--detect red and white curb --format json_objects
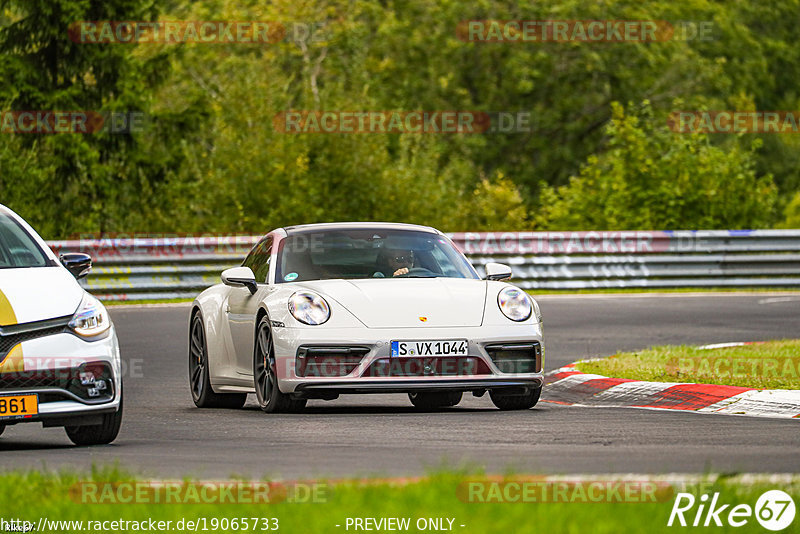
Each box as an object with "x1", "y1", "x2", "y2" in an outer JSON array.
[{"x1": 543, "y1": 364, "x2": 800, "y2": 419}]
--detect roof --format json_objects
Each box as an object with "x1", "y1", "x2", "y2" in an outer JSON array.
[{"x1": 282, "y1": 222, "x2": 441, "y2": 235}]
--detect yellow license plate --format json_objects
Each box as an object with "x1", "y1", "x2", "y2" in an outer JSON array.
[{"x1": 0, "y1": 394, "x2": 38, "y2": 419}]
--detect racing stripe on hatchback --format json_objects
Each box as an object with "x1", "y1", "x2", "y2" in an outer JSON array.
[
  {"x1": 0, "y1": 288, "x2": 17, "y2": 326},
  {"x1": 0, "y1": 345, "x2": 24, "y2": 372},
  {"x1": 0, "y1": 288, "x2": 24, "y2": 371}
]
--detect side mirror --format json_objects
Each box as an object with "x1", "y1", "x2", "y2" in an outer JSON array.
[
  {"x1": 60, "y1": 253, "x2": 92, "y2": 280},
  {"x1": 483, "y1": 262, "x2": 512, "y2": 281},
  {"x1": 221, "y1": 266, "x2": 258, "y2": 295}
]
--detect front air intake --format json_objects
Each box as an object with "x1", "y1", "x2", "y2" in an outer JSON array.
[
  {"x1": 295, "y1": 346, "x2": 369, "y2": 378},
  {"x1": 485, "y1": 342, "x2": 542, "y2": 374}
]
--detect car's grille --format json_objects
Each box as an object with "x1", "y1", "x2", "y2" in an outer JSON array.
[
  {"x1": 0, "y1": 361, "x2": 115, "y2": 402},
  {"x1": 0, "y1": 317, "x2": 71, "y2": 363},
  {"x1": 364, "y1": 357, "x2": 491, "y2": 377},
  {"x1": 485, "y1": 342, "x2": 542, "y2": 374},
  {"x1": 295, "y1": 346, "x2": 369, "y2": 378},
  {"x1": 0, "y1": 372, "x2": 58, "y2": 389}
]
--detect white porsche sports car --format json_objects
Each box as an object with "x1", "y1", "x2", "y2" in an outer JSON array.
[
  {"x1": 190, "y1": 222, "x2": 544, "y2": 412},
  {"x1": 0, "y1": 204, "x2": 122, "y2": 445}
]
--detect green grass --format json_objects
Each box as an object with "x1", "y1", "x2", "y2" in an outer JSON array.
[
  {"x1": 575, "y1": 340, "x2": 800, "y2": 390},
  {"x1": 2, "y1": 468, "x2": 798, "y2": 533}
]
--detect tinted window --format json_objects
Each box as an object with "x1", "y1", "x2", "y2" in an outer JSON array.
[
  {"x1": 242, "y1": 237, "x2": 272, "y2": 282},
  {"x1": 276, "y1": 229, "x2": 477, "y2": 283},
  {"x1": 0, "y1": 212, "x2": 50, "y2": 269}
]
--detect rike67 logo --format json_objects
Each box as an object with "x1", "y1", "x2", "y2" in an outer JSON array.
[{"x1": 668, "y1": 490, "x2": 795, "y2": 530}]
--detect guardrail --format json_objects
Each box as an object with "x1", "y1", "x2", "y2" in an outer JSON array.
[{"x1": 47, "y1": 230, "x2": 800, "y2": 301}]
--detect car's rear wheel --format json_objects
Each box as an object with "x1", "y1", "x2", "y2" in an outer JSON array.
[
  {"x1": 189, "y1": 312, "x2": 247, "y2": 409},
  {"x1": 490, "y1": 386, "x2": 542, "y2": 411},
  {"x1": 65, "y1": 391, "x2": 123, "y2": 446},
  {"x1": 408, "y1": 391, "x2": 462, "y2": 410},
  {"x1": 254, "y1": 316, "x2": 306, "y2": 413}
]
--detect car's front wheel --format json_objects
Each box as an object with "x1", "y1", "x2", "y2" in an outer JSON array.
[
  {"x1": 189, "y1": 312, "x2": 247, "y2": 409},
  {"x1": 65, "y1": 392, "x2": 123, "y2": 446},
  {"x1": 490, "y1": 386, "x2": 542, "y2": 411},
  {"x1": 408, "y1": 391, "x2": 462, "y2": 411},
  {"x1": 254, "y1": 316, "x2": 306, "y2": 413}
]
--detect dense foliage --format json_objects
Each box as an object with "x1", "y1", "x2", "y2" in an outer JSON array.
[{"x1": 1, "y1": 0, "x2": 797, "y2": 237}]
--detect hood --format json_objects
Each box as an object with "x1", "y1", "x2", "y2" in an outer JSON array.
[
  {"x1": 298, "y1": 278, "x2": 487, "y2": 328},
  {"x1": 0, "y1": 267, "x2": 83, "y2": 325}
]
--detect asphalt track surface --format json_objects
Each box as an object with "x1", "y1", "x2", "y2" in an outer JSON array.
[{"x1": 1, "y1": 293, "x2": 799, "y2": 478}]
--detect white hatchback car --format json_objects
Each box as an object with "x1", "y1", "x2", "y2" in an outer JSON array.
[
  {"x1": 190, "y1": 222, "x2": 544, "y2": 413},
  {"x1": 0, "y1": 204, "x2": 122, "y2": 445}
]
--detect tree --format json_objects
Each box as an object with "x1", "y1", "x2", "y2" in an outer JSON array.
[
  {"x1": 536, "y1": 102, "x2": 777, "y2": 230},
  {"x1": 0, "y1": 0, "x2": 190, "y2": 237},
  {"x1": 777, "y1": 192, "x2": 800, "y2": 229}
]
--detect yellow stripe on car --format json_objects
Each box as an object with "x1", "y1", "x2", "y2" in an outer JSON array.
[
  {"x1": 0, "y1": 289, "x2": 17, "y2": 326},
  {"x1": 0, "y1": 289, "x2": 24, "y2": 372},
  {"x1": 0, "y1": 345, "x2": 24, "y2": 373}
]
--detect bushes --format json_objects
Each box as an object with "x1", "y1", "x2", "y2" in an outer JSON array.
[
  {"x1": 1, "y1": 0, "x2": 797, "y2": 235},
  {"x1": 536, "y1": 102, "x2": 777, "y2": 230}
]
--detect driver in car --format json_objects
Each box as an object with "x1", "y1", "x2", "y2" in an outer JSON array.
[{"x1": 374, "y1": 248, "x2": 414, "y2": 277}]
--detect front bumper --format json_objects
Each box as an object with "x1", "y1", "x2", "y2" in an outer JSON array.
[
  {"x1": 272, "y1": 323, "x2": 544, "y2": 395},
  {"x1": 0, "y1": 326, "x2": 122, "y2": 427},
  {"x1": 294, "y1": 377, "x2": 543, "y2": 397}
]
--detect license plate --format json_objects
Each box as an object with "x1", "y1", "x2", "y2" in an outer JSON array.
[
  {"x1": 391, "y1": 340, "x2": 468, "y2": 357},
  {"x1": 0, "y1": 394, "x2": 38, "y2": 419}
]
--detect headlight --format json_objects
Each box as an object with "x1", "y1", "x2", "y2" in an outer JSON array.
[
  {"x1": 288, "y1": 291, "x2": 331, "y2": 325},
  {"x1": 69, "y1": 293, "x2": 111, "y2": 338},
  {"x1": 497, "y1": 287, "x2": 532, "y2": 322}
]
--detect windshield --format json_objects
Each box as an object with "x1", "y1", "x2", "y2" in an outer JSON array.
[
  {"x1": 275, "y1": 228, "x2": 478, "y2": 283},
  {"x1": 0, "y1": 212, "x2": 51, "y2": 269}
]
